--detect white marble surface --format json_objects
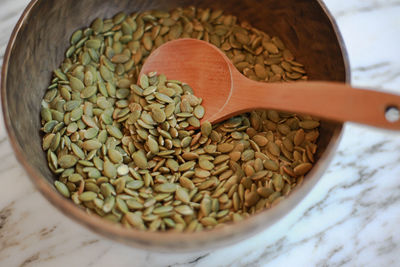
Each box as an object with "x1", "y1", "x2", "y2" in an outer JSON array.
[{"x1": 1, "y1": 0, "x2": 400, "y2": 266}]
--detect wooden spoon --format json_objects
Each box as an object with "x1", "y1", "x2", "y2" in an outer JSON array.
[{"x1": 140, "y1": 38, "x2": 400, "y2": 130}]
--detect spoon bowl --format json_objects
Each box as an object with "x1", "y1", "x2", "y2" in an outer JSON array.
[{"x1": 141, "y1": 39, "x2": 233, "y2": 123}]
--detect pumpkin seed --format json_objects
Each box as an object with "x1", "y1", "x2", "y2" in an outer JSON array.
[
  {"x1": 155, "y1": 183, "x2": 177, "y2": 193},
  {"x1": 86, "y1": 39, "x2": 101, "y2": 49},
  {"x1": 199, "y1": 159, "x2": 214, "y2": 170},
  {"x1": 79, "y1": 191, "x2": 97, "y2": 202},
  {"x1": 82, "y1": 140, "x2": 102, "y2": 150},
  {"x1": 155, "y1": 92, "x2": 174, "y2": 103},
  {"x1": 180, "y1": 176, "x2": 195, "y2": 190},
  {"x1": 58, "y1": 154, "x2": 78, "y2": 168},
  {"x1": 294, "y1": 163, "x2": 313, "y2": 176},
  {"x1": 151, "y1": 107, "x2": 166, "y2": 123},
  {"x1": 200, "y1": 217, "x2": 217, "y2": 227},
  {"x1": 108, "y1": 149, "x2": 123, "y2": 163},
  {"x1": 175, "y1": 205, "x2": 193, "y2": 215},
  {"x1": 175, "y1": 187, "x2": 190, "y2": 203},
  {"x1": 84, "y1": 127, "x2": 99, "y2": 139},
  {"x1": 54, "y1": 181, "x2": 70, "y2": 198},
  {"x1": 103, "y1": 160, "x2": 117, "y2": 179},
  {"x1": 147, "y1": 136, "x2": 159, "y2": 154},
  {"x1": 200, "y1": 121, "x2": 212, "y2": 137},
  {"x1": 299, "y1": 120, "x2": 320, "y2": 129},
  {"x1": 106, "y1": 125, "x2": 123, "y2": 139},
  {"x1": 217, "y1": 143, "x2": 234, "y2": 153},
  {"x1": 193, "y1": 105, "x2": 205, "y2": 119},
  {"x1": 81, "y1": 85, "x2": 97, "y2": 98},
  {"x1": 132, "y1": 150, "x2": 148, "y2": 169},
  {"x1": 69, "y1": 76, "x2": 84, "y2": 91}
]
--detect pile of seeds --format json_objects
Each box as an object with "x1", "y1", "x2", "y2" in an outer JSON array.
[{"x1": 40, "y1": 7, "x2": 319, "y2": 232}]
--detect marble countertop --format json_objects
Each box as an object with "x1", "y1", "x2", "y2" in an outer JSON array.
[{"x1": 1, "y1": 0, "x2": 400, "y2": 266}]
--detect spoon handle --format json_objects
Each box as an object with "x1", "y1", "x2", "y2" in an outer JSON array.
[{"x1": 224, "y1": 80, "x2": 400, "y2": 130}]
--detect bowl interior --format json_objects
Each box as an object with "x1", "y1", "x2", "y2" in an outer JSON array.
[{"x1": 2, "y1": 0, "x2": 348, "y2": 250}]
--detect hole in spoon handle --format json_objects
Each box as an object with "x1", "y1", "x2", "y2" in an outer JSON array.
[{"x1": 385, "y1": 105, "x2": 400, "y2": 122}]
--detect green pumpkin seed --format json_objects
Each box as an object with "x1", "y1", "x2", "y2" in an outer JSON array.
[
  {"x1": 175, "y1": 187, "x2": 190, "y2": 203},
  {"x1": 294, "y1": 129, "x2": 305, "y2": 146},
  {"x1": 70, "y1": 30, "x2": 83, "y2": 45},
  {"x1": 41, "y1": 107, "x2": 52, "y2": 122},
  {"x1": 147, "y1": 136, "x2": 159, "y2": 154},
  {"x1": 126, "y1": 199, "x2": 144, "y2": 210},
  {"x1": 70, "y1": 107, "x2": 83, "y2": 121},
  {"x1": 199, "y1": 159, "x2": 214, "y2": 170},
  {"x1": 125, "y1": 212, "x2": 145, "y2": 229},
  {"x1": 82, "y1": 139, "x2": 102, "y2": 150},
  {"x1": 71, "y1": 143, "x2": 85, "y2": 159},
  {"x1": 58, "y1": 154, "x2": 78, "y2": 168},
  {"x1": 294, "y1": 163, "x2": 312, "y2": 176},
  {"x1": 193, "y1": 105, "x2": 205, "y2": 119},
  {"x1": 187, "y1": 116, "x2": 200, "y2": 128},
  {"x1": 86, "y1": 39, "x2": 101, "y2": 49},
  {"x1": 42, "y1": 134, "x2": 54, "y2": 150},
  {"x1": 69, "y1": 76, "x2": 85, "y2": 92},
  {"x1": 100, "y1": 65, "x2": 113, "y2": 81},
  {"x1": 54, "y1": 69, "x2": 68, "y2": 81},
  {"x1": 180, "y1": 176, "x2": 195, "y2": 190},
  {"x1": 175, "y1": 205, "x2": 193, "y2": 215},
  {"x1": 103, "y1": 160, "x2": 117, "y2": 179},
  {"x1": 153, "y1": 205, "x2": 173, "y2": 214},
  {"x1": 106, "y1": 125, "x2": 123, "y2": 139},
  {"x1": 54, "y1": 181, "x2": 70, "y2": 198},
  {"x1": 201, "y1": 121, "x2": 212, "y2": 137},
  {"x1": 151, "y1": 107, "x2": 166, "y2": 123},
  {"x1": 84, "y1": 127, "x2": 99, "y2": 139},
  {"x1": 116, "y1": 197, "x2": 129, "y2": 213},
  {"x1": 91, "y1": 18, "x2": 104, "y2": 33},
  {"x1": 126, "y1": 180, "x2": 144, "y2": 190},
  {"x1": 181, "y1": 136, "x2": 192, "y2": 148},
  {"x1": 64, "y1": 100, "x2": 81, "y2": 112},
  {"x1": 200, "y1": 217, "x2": 217, "y2": 227},
  {"x1": 79, "y1": 191, "x2": 97, "y2": 202},
  {"x1": 155, "y1": 92, "x2": 173, "y2": 103},
  {"x1": 155, "y1": 183, "x2": 177, "y2": 193},
  {"x1": 267, "y1": 141, "x2": 281, "y2": 156},
  {"x1": 81, "y1": 85, "x2": 97, "y2": 98},
  {"x1": 299, "y1": 120, "x2": 320, "y2": 129},
  {"x1": 139, "y1": 74, "x2": 149, "y2": 88},
  {"x1": 241, "y1": 149, "x2": 255, "y2": 161},
  {"x1": 49, "y1": 132, "x2": 61, "y2": 151},
  {"x1": 200, "y1": 196, "x2": 212, "y2": 216},
  {"x1": 108, "y1": 149, "x2": 123, "y2": 164},
  {"x1": 100, "y1": 183, "x2": 115, "y2": 198},
  {"x1": 164, "y1": 103, "x2": 175, "y2": 117},
  {"x1": 112, "y1": 54, "x2": 130, "y2": 64},
  {"x1": 178, "y1": 161, "x2": 196, "y2": 172},
  {"x1": 272, "y1": 174, "x2": 284, "y2": 191},
  {"x1": 264, "y1": 159, "x2": 278, "y2": 171},
  {"x1": 132, "y1": 150, "x2": 148, "y2": 169},
  {"x1": 103, "y1": 196, "x2": 115, "y2": 213}
]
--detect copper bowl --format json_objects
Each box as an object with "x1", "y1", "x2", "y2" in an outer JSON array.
[{"x1": 1, "y1": 0, "x2": 349, "y2": 251}]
